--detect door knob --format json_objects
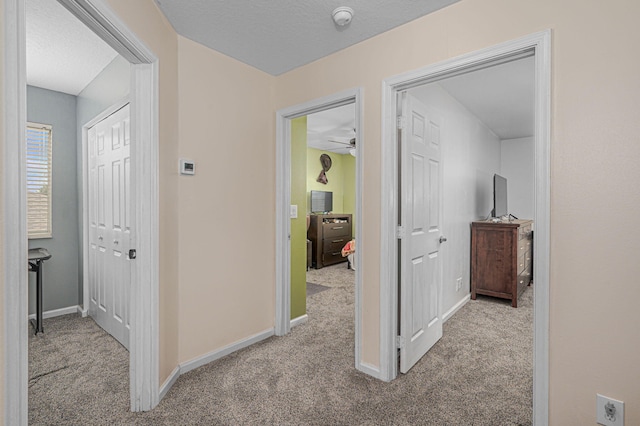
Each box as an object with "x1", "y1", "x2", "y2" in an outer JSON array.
[
  {"x1": 98, "y1": 236, "x2": 103, "y2": 241},
  {"x1": 113, "y1": 240, "x2": 119, "y2": 245},
  {"x1": 439, "y1": 236, "x2": 448, "y2": 243}
]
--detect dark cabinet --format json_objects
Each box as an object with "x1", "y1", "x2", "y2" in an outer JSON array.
[
  {"x1": 471, "y1": 219, "x2": 533, "y2": 307},
  {"x1": 308, "y1": 214, "x2": 352, "y2": 269}
]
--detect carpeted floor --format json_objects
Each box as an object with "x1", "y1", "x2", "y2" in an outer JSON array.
[
  {"x1": 306, "y1": 282, "x2": 330, "y2": 296},
  {"x1": 29, "y1": 263, "x2": 532, "y2": 425}
]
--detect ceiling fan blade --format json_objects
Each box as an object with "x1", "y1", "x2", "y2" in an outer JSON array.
[{"x1": 327, "y1": 138, "x2": 352, "y2": 146}]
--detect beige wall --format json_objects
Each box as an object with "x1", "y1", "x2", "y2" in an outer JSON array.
[
  {"x1": 104, "y1": 0, "x2": 181, "y2": 384},
  {"x1": 3, "y1": 0, "x2": 640, "y2": 423},
  {"x1": 275, "y1": 0, "x2": 640, "y2": 423},
  {"x1": 176, "y1": 36, "x2": 276, "y2": 363}
]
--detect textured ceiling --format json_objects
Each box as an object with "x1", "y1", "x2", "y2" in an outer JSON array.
[
  {"x1": 154, "y1": 0, "x2": 461, "y2": 76},
  {"x1": 26, "y1": 0, "x2": 118, "y2": 95}
]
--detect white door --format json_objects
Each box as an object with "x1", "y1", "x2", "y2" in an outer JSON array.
[
  {"x1": 88, "y1": 104, "x2": 131, "y2": 349},
  {"x1": 399, "y1": 93, "x2": 444, "y2": 373}
]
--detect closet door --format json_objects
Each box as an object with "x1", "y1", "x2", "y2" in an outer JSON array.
[{"x1": 88, "y1": 104, "x2": 131, "y2": 349}]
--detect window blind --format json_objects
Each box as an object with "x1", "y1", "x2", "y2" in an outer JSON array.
[{"x1": 26, "y1": 123, "x2": 53, "y2": 239}]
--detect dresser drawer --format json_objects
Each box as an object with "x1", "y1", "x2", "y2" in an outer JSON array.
[
  {"x1": 323, "y1": 251, "x2": 346, "y2": 266},
  {"x1": 323, "y1": 238, "x2": 349, "y2": 254},
  {"x1": 323, "y1": 223, "x2": 351, "y2": 238},
  {"x1": 518, "y1": 239, "x2": 531, "y2": 253}
]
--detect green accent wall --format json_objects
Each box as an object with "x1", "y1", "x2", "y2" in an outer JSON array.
[
  {"x1": 290, "y1": 117, "x2": 307, "y2": 319},
  {"x1": 306, "y1": 148, "x2": 356, "y2": 238}
]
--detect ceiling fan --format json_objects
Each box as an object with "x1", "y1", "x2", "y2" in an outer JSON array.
[{"x1": 326, "y1": 135, "x2": 356, "y2": 156}]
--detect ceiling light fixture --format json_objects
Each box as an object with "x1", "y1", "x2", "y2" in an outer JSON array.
[{"x1": 332, "y1": 7, "x2": 354, "y2": 27}]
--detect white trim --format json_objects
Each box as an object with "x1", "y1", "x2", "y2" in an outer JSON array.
[
  {"x1": 274, "y1": 88, "x2": 367, "y2": 376},
  {"x1": 27, "y1": 305, "x2": 81, "y2": 321},
  {"x1": 4, "y1": 0, "x2": 161, "y2": 420},
  {"x1": 442, "y1": 295, "x2": 470, "y2": 323},
  {"x1": 380, "y1": 30, "x2": 551, "y2": 424},
  {"x1": 159, "y1": 365, "x2": 180, "y2": 401},
  {"x1": 3, "y1": 1, "x2": 28, "y2": 424},
  {"x1": 290, "y1": 314, "x2": 308, "y2": 328},
  {"x1": 357, "y1": 362, "x2": 381, "y2": 378},
  {"x1": 180, "y1": 328, "x2": 275, "y2": 375}
]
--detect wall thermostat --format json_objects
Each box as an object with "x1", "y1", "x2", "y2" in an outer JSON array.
[{"x1": 179, "y1": 158, "x2": 195, "y2": 175}]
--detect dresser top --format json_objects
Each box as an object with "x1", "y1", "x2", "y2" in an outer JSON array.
[{"x1": 472, "y1": 218, "x2": 533, "y2": 228}]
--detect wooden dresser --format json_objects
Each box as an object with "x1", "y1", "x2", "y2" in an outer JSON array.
[
  {"x1": 471, "y1": 219, "x2": 533, "y2": 307},
  {"x1": 308, "y1": 213, "x2": 352, "y2": 269}
]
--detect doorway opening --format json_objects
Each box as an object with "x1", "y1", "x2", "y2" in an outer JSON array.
[
  {"x1": 294, "y1": 103, "x2": 356, "y2": 328},
  {"x1": 4, "y1": 0, "x2": 160, "y2": 423},
  {"x1": 380, "y1": 31, "x2": 550, "y2": 424},
  {"x1": 275, "y1": 88, "x2": 371, "y2": 374}
]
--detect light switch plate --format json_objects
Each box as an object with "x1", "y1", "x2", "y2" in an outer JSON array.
[{"x1": 290, "y1": 205, "x2": 298, "y2": 219}]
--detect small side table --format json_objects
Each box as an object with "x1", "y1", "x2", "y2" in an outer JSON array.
[{"x1": 28, "y1": 248, "x2": 51, "y2": 335}]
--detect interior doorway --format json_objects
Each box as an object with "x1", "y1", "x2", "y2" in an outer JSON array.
[
  {"x1": 301, "y1": 103, "x2": 357, "y2": 320},
  {"x1": 3, "y1": 0, "x2": 160, "y2": 422},
  {"x1": 275, "y1": 88, "x2": 371, "y2": 375},
  {"x1": 380, "y1": 31, "x2": 551, "y2": 423}
]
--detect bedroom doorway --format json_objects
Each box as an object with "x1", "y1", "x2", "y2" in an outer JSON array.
[
  {"x1": 275, "y1": 88, "x2": 369, "y2": 374},
  {"x1": 380, "y1": 31, "x2": 550, "y2": 423},
  {"x1": 4, "y1": 0, "x2": 160, "y2": 422}
]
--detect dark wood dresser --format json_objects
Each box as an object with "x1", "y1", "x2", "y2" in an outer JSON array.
[
  {"x1": 471, "y1": 219, "x2": 533, "y2": 307},
  {"x1": 308, "y1": 213, "x2": 352, "y2": 269}
]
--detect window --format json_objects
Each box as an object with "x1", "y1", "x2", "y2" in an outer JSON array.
[{"x1": 27, "y1": 122, "x2": 53, "y2": 239}]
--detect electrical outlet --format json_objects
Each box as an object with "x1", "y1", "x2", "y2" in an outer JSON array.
[
  {"x1": 456, "y1": 277, "x2": 462, "y2": 291},
  {"x1": 597, "y1": 394, "x2": 624, "y2": 426}
]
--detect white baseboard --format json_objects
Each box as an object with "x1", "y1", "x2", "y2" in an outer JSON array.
[
  {"x1": 28, "y1": 305, "x2": 81, "y2": 321},
  {"x1": 443, "y1": 294, "x2": 471, "y2": 323},
  {"x1": 179, "y1": 328, "x2": 275, "y2": 375},
  {"x1": 290, "y1": 314, "x2": 308, "y2": 328},
  {"x1": 159, "y1": 365, "x2": 181, "y2": 400},
  {"x1": 357, "y1": 361, "x2": 381, "y2": 379}
]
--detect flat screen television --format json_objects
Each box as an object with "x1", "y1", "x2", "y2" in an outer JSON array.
[
  {"x1": 310, "y1": 190, "x2": 333, "y2": 213},
  {"x1": 492, "y1": 174, "x2": 508, "y2": 218}
]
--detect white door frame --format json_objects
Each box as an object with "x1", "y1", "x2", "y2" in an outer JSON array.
[
  {"x1": 275, "y1": 88, "x2": 372, "y2": 374},
  {"x1": 3, "y1": 0, "x2": 160, "y2": 423},
  {"x1": 380, "y1": 30, "x2": 551, "y2": 424}
]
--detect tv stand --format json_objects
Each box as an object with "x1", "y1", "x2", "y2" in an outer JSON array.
[
  {"x1": 471, "y1": 219, "x2": 533, "y2": 307},
  {"x1": 308, "y1": 213, "x2": 352, "y2": 269}
]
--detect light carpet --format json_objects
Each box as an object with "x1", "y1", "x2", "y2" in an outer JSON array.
[{"x1": 29, "y1": 263, "x2": 532, "y2": 425}]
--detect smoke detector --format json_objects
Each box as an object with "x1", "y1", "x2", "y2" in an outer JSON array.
[{"x1": 332, "y1": 7, "x2": 354, "y2": 26}]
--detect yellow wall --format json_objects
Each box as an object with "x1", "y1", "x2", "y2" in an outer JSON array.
[
  {"x1": 275, "y1": 0, "x2": 640, "y2": 423},
  {"x1": 175, "y1": 35, "x2": 275, "y2": 364},
  {"x1": 306, "y1": 148, "x2": 356, "y2": 236},
  {"x1": 290, "y1": 117, "x2": 307, "y2": 319},
  {"x1": 306, "y1": 148, "x2": 345, "y2": 213}
]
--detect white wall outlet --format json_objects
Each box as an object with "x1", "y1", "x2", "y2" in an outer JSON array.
[
  {"x1": 290, "y1": 205, "x2": 298, "y2": 219},
  {"x1": 597, "y1": 394, "x2": 624, "y2": 426},
  {"x1": 456, "y1": 277, "x2": 462, "y2": 291}
]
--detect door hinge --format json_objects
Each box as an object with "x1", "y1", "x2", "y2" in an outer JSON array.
[
  {"x1": 129, "y1": 249, "x2": 137, "y2": 260},
  {"x1": 397, "y1": 116, "x2": 406, "y2": 130},
  {"x1": 396, "y1": 336, "x2": 405, "y2": 349},
  {"x1": 396, "y1": 226, "x2": 405, "y2": 239}
]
